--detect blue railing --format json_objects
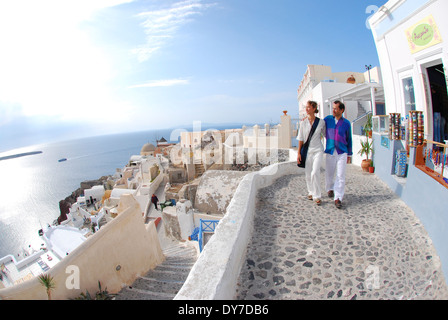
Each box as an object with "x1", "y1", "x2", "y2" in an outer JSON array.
[
  {"x1": 198, "y1": 219, "x2": 219, "y2": 252},
  {"x1": 190, "y1": 227, "x2": 199, "y2": 241},
  {"x1": 353, "y1": 111, "x2": 372, "y2": 124},
  {"x1": 352, "y1": 111, "x2": 372, "y2": 136}
]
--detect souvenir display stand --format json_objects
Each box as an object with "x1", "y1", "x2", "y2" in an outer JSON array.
[
  {"x1": 389, "y1": 113, "x2": 401, "y2": 140},
  {"x1": 408, "y1": 111, "x2": 424, "y2": 147}
]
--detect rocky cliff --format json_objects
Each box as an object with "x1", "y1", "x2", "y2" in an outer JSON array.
[{"x1": 57, "y1": 175, "x2": 112, "y2": 224}]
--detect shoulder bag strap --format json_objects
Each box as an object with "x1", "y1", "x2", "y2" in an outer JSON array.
[{"x1": 303, "y1": 118, "x2": 320, "y2": 148}]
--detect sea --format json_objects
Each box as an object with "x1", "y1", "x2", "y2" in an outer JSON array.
[{"x1": 0, "y1": 123, "x2": 247, "y2": 259}]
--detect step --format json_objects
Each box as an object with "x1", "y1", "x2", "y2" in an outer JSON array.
[
  {"x1": 114, "y1": 241, "x2": 198, "y2": 300},
  {"x1": 161, "y1": 261, "x2": 196, "y2": 269},
  {"x1": 144, "y1": 269, "x2": 191, "y2": 282},
  {"x1": 154, "y1": 263, "x2": 195, "y2": 272},
  {"x1": 131, "y1": 276, "x2": 184, "y2": 295},
  {"x1": 165, "y1": 251, "x2": 197, "y2": 260},
  {"x1": 163, "y1": 247, "x2": 197, "y2": 257},
  {"x1": 163, "y1": 244, "x2": 196, "y2": 254},
  {"x1": 115, "y1": 286, "x2": 176, "y2": 300},
  {"x1": 164, "y1": 257, "x2": 197, "y2": 266},
  {"x1": 164, "y1": 248, "x2": 197, "y2": 258}
]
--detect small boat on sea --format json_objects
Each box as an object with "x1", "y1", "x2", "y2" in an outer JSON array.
[{"x1": 58, "y1": 158, "x2": 67, "y2": 162}]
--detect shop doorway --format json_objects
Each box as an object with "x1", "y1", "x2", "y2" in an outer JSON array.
[{"x1": 427, "y1": 64, "x2": 448, "y2": 144}]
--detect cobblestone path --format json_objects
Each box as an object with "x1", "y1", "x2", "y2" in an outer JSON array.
[{"x1": 235, "y1": 164, "x2": 448, "y2": 300}]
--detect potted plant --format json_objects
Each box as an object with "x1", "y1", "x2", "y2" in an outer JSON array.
[
  {"x1": 359, "y1": 113, "x2": 374, "y2": 172},
  {"x1": 363, "y1": 114, "x2": 373, "y2": 138},
  {"x1": 359, "y1": 138, "x2": 373, "y2": 172},
  {"x1": 369, "y1": 159, "x2": 375, "y2": 174}
]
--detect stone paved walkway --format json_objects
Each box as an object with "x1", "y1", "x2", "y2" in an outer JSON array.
[{"x1": 235, "y1": 164, "x2": 448, "y2": 300}]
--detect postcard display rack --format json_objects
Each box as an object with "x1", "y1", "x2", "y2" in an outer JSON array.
[
  {"x1": 388, "y1": 113, "x2": 405, "y2": 176},
  {"x1": 391, "y1": 111, "x2": 424, "y2": 178},
  {"x1": 395, "y1": 150, "x2": 408, "y2": 177}
]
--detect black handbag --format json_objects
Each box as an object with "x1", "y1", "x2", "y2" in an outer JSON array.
[{"x1": 297, "y1": 118, "x2": 320, "y2": 168}]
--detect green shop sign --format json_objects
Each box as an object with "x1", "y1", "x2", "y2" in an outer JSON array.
[
  {"x1": 406, "y1": 15, "x2": 442, "y2": 54},
  {"x1": 412, "y1": 23, "x2": 434, "y2": 46}
]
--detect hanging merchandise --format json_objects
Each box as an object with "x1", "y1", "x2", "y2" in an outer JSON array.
[
  {"x1": 442, "y1": 151, "x2": 448, "y2": 182},
  {"x1": 405, "y1": 114, "x2": 410, "y2": 143},
  {"x1": 423, "y1": 145, "x2": 447, "y2": 182},
  {"x1": 418, "y1": 112, "x2": 424, "y2": 145},
  {"x1": 389, "y1": 113, "x2": 401, "y2": 140},
  {"x1": 412, "y1": 111, "x2": 417, "y2": 145},
  {"x1": 389, "y1": 113, "x2": 393, "y2": 140},
  {"x1": 408, "y1": 111, "x2": 424, "y2": 147},
  {"x1": 444, "y1": 153, "x2": 447, "y2": 178}
]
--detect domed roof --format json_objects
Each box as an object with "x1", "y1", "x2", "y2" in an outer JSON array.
[{"x1": 141, "y1": 143, "x2": 156, "y2": 153}]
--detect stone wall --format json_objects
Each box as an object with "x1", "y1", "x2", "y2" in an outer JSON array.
[
  {"x1": 178, "y1": 184, "x2": 199, "y2": 205},
  {"x1": 162, "y1": 200, "x2": 195, "y2": 242}
]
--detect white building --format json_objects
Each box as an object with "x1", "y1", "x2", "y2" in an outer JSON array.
[
  {"x1": 369, "y1": 0, "x2": 448, "y2": 144},
  {"x1": 241, "y1": 112, "x2": 293, "y2": 150},
  {"x1": 84, "y1": 185, "x2": 105, "y2": 205},
  {"x1": 368, "y1": 0, "x2": 448, "y2": 284},
  {"x1": 297, "y1": 65, "x2": 384, "y2": 121}
]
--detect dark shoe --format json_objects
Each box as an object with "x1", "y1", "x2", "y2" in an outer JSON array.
[
  {"x1": 335, "y1": 199, "x2": 342, "y2": 209},
  {"x1": 307, "y1": 195, "x2": 313, "y2": 201},
  {"x1": 328, "y1": 190, "x2": 334, "y2": 198}
]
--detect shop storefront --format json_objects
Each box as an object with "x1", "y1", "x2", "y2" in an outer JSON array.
[{"x1": 369, "y1": 0, "x2": 448, "y2": 284}]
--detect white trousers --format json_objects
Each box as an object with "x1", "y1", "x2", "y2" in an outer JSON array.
[
  {"x1": 325, "y1": 152, "x2": 348, "y2": 201},
  {"x1": 305, "y1": 151, "x2": 323, "y2": 200}
]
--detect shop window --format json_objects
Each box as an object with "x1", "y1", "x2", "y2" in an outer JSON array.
[
  {"x1": 375, "y1": 102, "x2": 386, "y2": 116},
  {"x1": 427, "y1": 64, "x2": 448, "y2": 144},
  {"x1": 402, "y1": 77, "x2": 416, "y2": 114}
]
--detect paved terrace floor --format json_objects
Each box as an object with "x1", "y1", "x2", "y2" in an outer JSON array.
[{"x1": 235, "y1": 164, "x2": 448, "y2": 300}]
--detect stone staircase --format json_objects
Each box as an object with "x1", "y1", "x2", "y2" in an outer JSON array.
[
  {"x1": 194, "y1": 163, "x2": 205, "y2": 178},
  {"x1": 356, "y1": 101, "x2": 368, "y2": 118},
  {"x1": 114, "y1": 242, "x2": 198, "y2": 300}
]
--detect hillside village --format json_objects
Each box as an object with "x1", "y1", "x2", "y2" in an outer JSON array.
[{"x1": 0, "y1": 116, "x2": 296, "y2": 298}]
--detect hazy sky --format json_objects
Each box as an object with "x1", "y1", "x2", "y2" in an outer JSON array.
[{"x1": 0, "y1": 0, "x2": 385, "y2": 152}]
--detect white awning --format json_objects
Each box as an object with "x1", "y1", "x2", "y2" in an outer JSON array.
[
  {"x1": 326, "y1": 83, "x2": 385, "y2": 116},
  {"x1": 327, "y1": 82, "x2": 384, "y2": 102}
]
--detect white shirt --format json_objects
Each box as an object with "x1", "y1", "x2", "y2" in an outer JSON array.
[{"x1": 297, "y1": 117, "x2": 326, "y2": 153}]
